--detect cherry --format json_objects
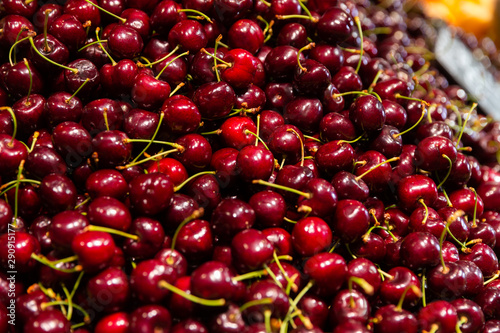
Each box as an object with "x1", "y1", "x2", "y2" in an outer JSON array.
[
  {"x1": 249, "y1": 190, "x2": 286, "y2": 228},
  {"x1": 218, "y1": 115, "x2": 257, "y2": 150},
  {"x1": 319, "y1": 112, "x2": 355, "y2": 142},
  {"x1": 184, "y1": 174, "x2": 221, "y2": 213},
  {"x1": 213, "y1": 0, "x2": 252, "y2": 25},
  {"x1": 51, "y1": 121, "x2": 93, "y2": 167},
  {"x1": 131, "y1": 71, "x2": 171, "y2": 110},
  {"x1": 475, "y1": 287, "x2": 500, "y2": 320},
  {"x1": 315, "y1": 140, "x2": 354, "y2": 176},
  {"x1": 316, "y1": 7, "x2": 354, "y2": 44},
  {"x1": 397, "y1": 174, "x2": 438, "y2": 212},
  {"x1": 209, "y1": 304, "x2": 246, "y2": 333},
  {"x1": 262, "y1": 227, "x2": 293, "y2": 256},
  {"x1": 86, "y1": 266, "x2": 130, "y2": 313},
  {"x1": 92, "y1": 130, "x2": 132, "y2": 168},
  {"x1": 39, "y1": 173, "x2": 77, "y2": 214},
  {"x1": 332, "y1": 199, "x2": 370, "y2": 243},
  {"x1": 192, "y1": 81, "x2": 236, "y2": 119},
  {"x1": 418, "y1": 300, "x2": 458, "y2": 333},
  {"x1": 414, "y1": 135, "x2": 457, "y2": 172},
  {"x1": 211, "y1": 198, "x2": 255, "y2": 242},
  {"x1": 94, "y1": 312, "x2": 129, "y2": 333},
  {"x1": 82, "y1": 99, "x2": 124, "y2": 135},
  {"x1": 190, "y1": 260, "x2": 243, "y2": 301},
  {"x1": 400, "y1": 231, "x2": 440, "y2": 270},
  {"x1": 268, "y1": 124, "x2": 304, "y2": 165},
  {"x1": 450, "y1": 299, "x2": 485, "y2": 333},
  {"x1": 243, "y1": 280, "x2": 290, "y2": 323},
  {"x1": 23, "y1": 309, "x2": 71, "y2": 333},
  {"x1": 329, "y1": 288, "x2": 370, "y2": 327},
  {"x1": 304, "y1": 252, "x2": 347, "y2": 297},
  {"x1": 128, "y1": 305, "x2": 171, "y2": 333},
  {"x1": 0, "y1": 231, "x2": 40, "y2": 273},
  {"x1": 331, "y1": 66, "x2": 363, "y2": 94},
  {"x1": 123, "y1": 216, "x2": 165, "y2": 259},
  {"x1": 130, "y1": 258, "x2": 177, "y2": 303},
  {"x1": 460, "y1": 243, "x2": 499, "y2": 278},
  {"x1": 85, "y1": 169, "x2": 127, "y2": 199},
  {"x1": 295, "y1": 295, "x2": 329, "y2": 329},
  {"x1": 0, "y1": 15, "x2": 34, "y2": 49},
  {"x1": 171, "y1": 319, "x2": 208, "y2": 333},
  {"x1": 174, "y1": 218, "x2": 213, "y2": 263},
  {"x1": 264, "y1": 82, "x2": 295, "y2": 111},
  {"x1": 71, "y1": 230, "x2": 115, "y2": 272},
  {"x1": 236, "y1": 144, "x2": 275, "y2": 183},
  {"x1": 161, "y1": 95, "x2": 201, "y2": 135},
  {"x1": 128, "y1": 172, "x2": 174, "y2": 216},
  {"x1": 379, "y1": 266, "x2": 421, "y2": 307},
  {"x1": 168, "y1": 19, "x2": 207, "y2": 52},
  {"x1": 349, "y1": 94, "x2": 386, "y2": 133},
  {"x1": 265, "y1": 45, "x2": 303, "y2": 81},
  {"x1": 291, "y1": 217, "x2": 332, "y2": 257},
  {"x1": 284, "y1": 97, "x2": 324, "y2": 133},
  {"x1": 16, "y1": 290, "x2": 52, "y2": 325},
  {"x1": 297, "y1": 178, "x2": 338, "y2": 218}
]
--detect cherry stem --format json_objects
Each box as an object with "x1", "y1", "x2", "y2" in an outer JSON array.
[
  {"x1": 242, "y1": 130, "x2": 270, "y2": 151},
  {"x1": 118, "y1": 148, "x2": 181, "y2": 170},
  {"x1": 338, "y1": 133, "x2": 365, "y2": 145},
  {"x1": 66, "y1": 79, "x2": 89, "y2": 103},
  {"x1": 303, "y1": 135, "x2": 322, "y2": 143},
  {"x1": 348, "y1": 276, "x2": 375, "y2": 296},
  {"x1": 455, "y1": 103, "x2": 477, "y2": 148},
  {"x1": 201, "y1": 48, "x2": 232, "y2": 67},
  {"x1": 0, "y1": 179, "x2": 41, "y2": 197},
  {"x1": 396, "y1": 284, "x2": 421, "y2": 311},
  {"x1": 333, "y1": 90, "x2": 382, "y2": 103},
  {"x1": 297, "y1": 42, "x2": 315, "y2": 72},
  {"x1": 233, "y1": 269, "x2": 268, "y2": 282},
  {"x1": 42, "y1": 301, "x2": 90, "y2": 324},
  {"x1": 86, "y1": 225, "x2": 139, "y2": 241},
  {"x1": 12, "y1": 160, "x2": 25, "y2": 223},
  {"x1": 255, "y1": 114, "x2": 261, "y2": 146},
  {"x1": 436, "y1": 154, "x2": 453, "y2": 189},
  {"x1": 273, "y1": 251, "x2": 298, "y2": 294},
  {"x1": 393, "y1": 106, "x2": 426, "y2": 138},
  {"x1": 213, "y1": 35, "x2": 223, "y2": 82},
  {"x1": 31, "y1": 253, "x2": 83, "y2": 273},
  {"x1": 252, "y1": 179, "x2": 312, "y2": 199},
  {"x1": 178, "y1": 9, "x2": 213, "y2": 23},
  {"x1": 174, "y1": 171, "x2": 216, "y2": 192},
  {"x1": 8, "y1": 34, "x2": 32, "y2": 66},
  {"x1": 131, "y1": 112, "x2": 165, "y2": 163},
  {"x1": 469, "y1": 187, "x2": 479, "y2": 227},
  {"x1": 369, "y1": 70, "x2": 383, "y2": 92},
  {"x1": 239, "y1": 297, "x2": 273, "y2": 313},
  {"x1": 12, "y1": 27, "x2": 30, "y2": 65},
  {"x1": 22, "y1": 58, "x2": 33, "y2": 103},
  {"x1": 283, "y1": 217, "x2": 297, "y2": 224},
  {"x1": 377, "y1": 268, "x2": 394, "y2": 281},
  {"x1": 125, "y1": 138, "x2": 183, "y2": 150},
  {"x1": 170, "y1": 82, "x2": 185, "y2": 97},
  {"x1": 354, "y1": 17, "x2": 364, "y2": 74},
  {"x1": 155, "y1": 51, "x2": 189, "y2": 80},
  {"x1": 29, "y1": 37, "x2": 78, "y2": 74},
  {"x1": 258, "y1": 0, "x2": 271, "y2": 6},
  {"x1": 419, "y1": 198, "x2": 429, "y2": 225},
  {"x1": 77, "y1": 39, "x2": 109, "y2": 52},
  {"x1": 276, "y1": 14, "x2": 318, "y2": 22},
  {"x1": 60, "y1": 283, "x2": 73, "y2": 320},
  {"x1": 355, "y1": 157, "x2": 399, "y2": 181},
  {"x1": 70, "y1": 271, "x2": 85, "y2": 299},
  {"x1": 280, "y1": 281, "x2": 315, "y2": 333},
  {"x1": 83, "y1": 0, "x2": 126, "y2": 23},
  {"x1": 421, "y1": 269, "x2": 427, "y2": 307},
  {"x1": 484, "y1": 271, "x2": 500, "y2": 285},
  {"x1": 74, "y1": 196, "x2": 91, "y2": 210},
  {"x1": 171, "y1": 208, "x2": 204, "y2": 251},
  {"x1": 262, "y1": 263, "x2": 284, "y2": 289},
  {"x1": 43, "y1": 9, "x2": 51, "y2": 52},
  {"x1": 0, "y1": 107, "x2": 18, "y2": 145},
  {"x1": 287, "y1": 128, "x2": 305, "y2": 167},
  {"x1": 28, "y1": 131, "x2": 39, "y2": 153},
  {"x1": 264, "y1": 309, "x2": 272, "y2": 333},
  {"x1": 95, "y1": 27, "x2": 116, "y2": 65}
]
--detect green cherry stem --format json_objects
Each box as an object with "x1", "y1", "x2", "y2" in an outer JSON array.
[
  {"x1": 287, "y1": 128, "x2": 305, "y2": 167},
  {"x1": 42, "y1": 301, "x2": 90, "y2": 324},
  {"x1": 42, "y1": 9, "x2": 52, "y2": 51},
  {"x1": 60, "y1": 283, "x2": 73, "y2": 320},
  {"x1": 116, "y1": 148, "x2": 181, "y2": 170},
  {"x1": 77, "y1": 39, "x2": 109, "y2": 52},
  {"x1": 173, "y1": 171, "x2": 216, "y2": 192},
  {"x1": 354, "y1": 16, "x2": 363, "y2": 74},
  {"x1": 297, "y1": 42, "x2": 315, "y2": 72},
  {"x1": 354, "y1": 157, "x2": 399, "y2": 182},
  {"x1": 436, "y1": 154, "x2": 453, "y2": 189},
  {"x1": 124, "y1": 138, "x2": 184, "y2": 150},
  {"x1": 158, "y1": 280, "x2": 226, "y2": 306},
  {"x1": 23, "y1": 58, "x2": 33, "y2": 103},
  {"x1": 86, "y1": 225, "x2": 139, "y2": 241},
  {"x1": 333, "y1": 90, "x2": 381, "y2": 102},
  {"x1": 421, "y1": 269, "x2": 427, "y2": 307},
  {"x1": 131, "y1": 112, "x2": 165, "y2": 164},
  {"x1": 392, "y1": 106, "x2": 426, "y2": 138},
  {"x1": 28, "y1": 37, "x2": 78, "y2": 74},
  {"x1": 155, "y1": 51, "x2": 189, "y2": 80},
  {"x1": 0, "y1": 107, "x2": 18, "y2": 145},
  {"x1": 470, "y1": 187, "x2": 478, "y2": 227},
  {"x1": 30, "y1": 253, "x2": 83, "y2": 273},
  {"x1": 233, "y1": 269, "x2": 268, "y2": 282},
  {"x1": 66, "y1": 78, "x2": 90, "y2": 103},
  {"x1": 455, "y1": 103, "x2": 477, "y2": 149},
  {"x1": 95, "y1": 27, "x2": 116, "y2": 65},
  {"x1": 419, "y1": 198, "x2": 429, "y2": 225},
  {"x1": 280, "y1": 281, "x2": 315, "y2": 333},
  {"x1": 272, "y1": 251, "x2": 298, "y2": 294},
  {"x1": 252, "y1": 179, "x2": 312, "y2": 199},
  {"x1": 239, "y1": 297, "x2": 273, "y2": 313},
  {"x1": 0, "y1": 179, "x2": 41, "y2": 197},
  {"x1": 171, "y1": 208, "x2": 204, "y2": 251},
  {"x1": 13, "y1": 160, "x2": 25, "y2": 223},
  {"x1": 178, "y1": 9, "x2": 213, "y2": 23},
  {"x1": 83, "y1": 0, "x2": 126, "y2": 23},
  {"x1": 8, "y1": 34, "x2": 32, "y2": 66},
  {"x1": 243, "y1": 129, "x2": 270, "y2": 150},
  {"x1": 200, "y1": 48, "x2": 232, "y2": 67},
  {"x1": 396, "y1": 285, "x2": 421, "y2": 311}
]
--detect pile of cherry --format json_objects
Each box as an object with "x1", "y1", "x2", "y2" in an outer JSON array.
[{"x1": 1, "y1": 0, "x2": 500, "y2": 332}]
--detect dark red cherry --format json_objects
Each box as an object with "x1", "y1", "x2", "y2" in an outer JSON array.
[
  {"x1": 400, "y1": 231, "x2": 440, "y2": 270},
  {"x1": 304, "y1": 252, "x2": 347, "y2": 297},
  {"x1": 44, "y1": 91, "x2": 83, "y2": 129},
  {"x1": 64, "y1": 58, "x2": 100, "y2": 99},
  {"x1": 397, "y1": 174, "x2": 438, "y2": 212},
  {"x1": 94, "y1": 312, "x2": 129, "y2": 333},
  {"x1": 284, "y1": 97, "x2": 324, "y2": 133},
  {"x1": 173, "y1": 133, "x2": 212, "y2": 171},
  {"x1": 236, "y1": 144, "x2": 274, "y2": 182},
  {"x1": 39, "y1": 174, "x2": 77, "y2": 214},
  {"x1": 319, "y1": 111, "x2": 356, "y2": 142},
  {"x1": 88, "y1": 196, "x2": 131, "y2": 231},
  {"x1": 86, "y1": 266, "x2": 130, "y2": 313},
  {"x1": 243, "y1": 280, "x2": 290, "y2": 323},
  {"x1": 418, "y1": 301, "x2": 458, "y2": 333},
  {"x1": 85, "y1": 169, "x2": 128, "y2": 200},
  {"x1": 92, "y1": 130, "x2": 132, "y2": 168},
  {"x1": 331, "y1": 66, "x2": 363, "y2": 94},
  {"x1": 350, "y1": 94, "x2": 386, "y2": 133},
  {"x1": 373, "y1": 304, "x2": 418, "y2": 333},
  {"x1": 175, "y1": 218, "x2": 213, "y2": 263},
  {"x1": 460, "y1": 243, "x2": 499, "y2": 278},
  {"x1": 329, "y1": 289, "x2": 370, "y2": 327},
  {"x1": 315, "y1": 140, "x2": 354, "y2": 176},
  {"x1": 414, "y1": 135, "x2": 457, "y2": 172},
  {"x1": 130, "y1": 258, "x2": 177, "y2": 303},
  {"x1": 264, "y1": 82, "x2": 294, "y2": 111},
  {"x1": 192, "y1": 81, "x2": 236, "y2": 119},
  {"x1": 211, "y1": 198, "x2": 255, "y2": 242},
  {"x1": 23, "y1": 309, "x2": 71, "y2": 333},
  {"x1": 128, "y1": 173, "x2": 174, "y2": 216},
  {"x1": 379, "y1": 266, "x2": 421, "y2": 307},
  {"x1": 52, "y1": 121, "x2": 93, "y2": 167},
  {"x1": 316, "y1": 7, "x2": 354, "y2": 44},
  {"x1": 190, "y1": 260, "x2": 243, "y2": 301},
  {"x1": 332, "y1": 199, "x2": 370, "y2": 243},
  {"x1": 161, "y1": 95, "x2": 201, "y2": 135},
  {"x1": 184, "y1": 174, "x2": 221, "y2": 213},
  {"x1": 131, "y1": 72, "x2": 171, "y2": 110},
  {"x1": 168, "y1": 19, "x2": 207, "y2": 52},
  {"x1": 128, "y1": 305, "x2": 171, "y2": 333},
  {"x1": 450, "y1": 299, "x2": 485, "y2": 333},
  {"x1": 265, "y1": 45, "x2": 303, "y2": 81},
  {"x1": 231, "y1": 229, "x2": 273, "y2": 272},
  {"x1": 0, "y1": 231, "x2": 40, "y2": 273}
]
